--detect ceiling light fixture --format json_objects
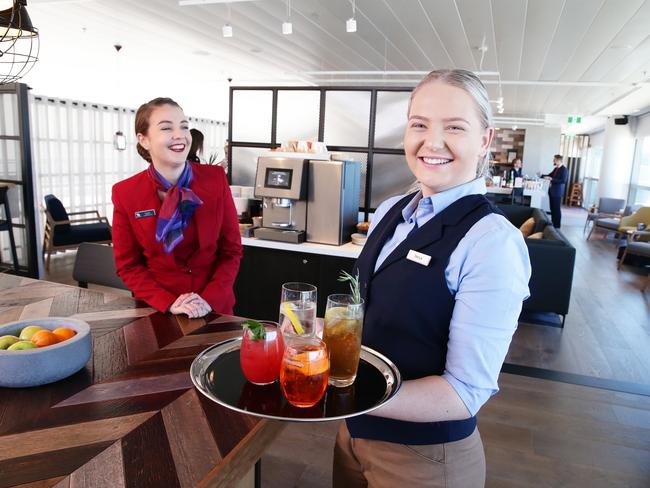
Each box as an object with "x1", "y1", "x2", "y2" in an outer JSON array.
[
  {"x1": 0, "y1": 0, "x2": 37, "y2": 38},
  {"x1": 222, "y1": 1, "x2": 233, "y2": 37},
  {"x1": 282, "y1": 0, "x2": 292, "y2": 34},
  {"x1": 346, "y1": 0, "x2": 357, "y2": 33},
  {"x1": 0, "y1": 0, "x2": 39, "y2": 84}
]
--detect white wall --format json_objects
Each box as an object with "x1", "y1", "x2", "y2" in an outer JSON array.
[
  {"x1": 635, "y1": 112, "x2": 650, "y2": 138},
  {"x1": 521, "y1": 126, "x2": 562, "y2": 177},
  {"x1": 598, "y1": 118, "x2": 636, "y2": 200}
]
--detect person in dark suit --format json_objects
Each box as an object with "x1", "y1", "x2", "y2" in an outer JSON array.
[
  {"x1": 543, "y1": 154, "x2": 568, "y2": 228},
  {"x1": 333, "y1": 69, "x2": 531, "y2": 488},
  {"x1": 510, "y1": 158, "x2": 524, "y2": 203},
  {"x1": 112, "y1": 98, "x2": 242, "y2": 317}
]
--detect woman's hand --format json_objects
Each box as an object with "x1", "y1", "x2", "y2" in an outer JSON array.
[{"x1": 169, "y1": 293, "x2": 213, "y2": 318}]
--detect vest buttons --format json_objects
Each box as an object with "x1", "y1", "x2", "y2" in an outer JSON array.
[{"x1": 187, "y1": 269, "x2": 192, "y2": 274}]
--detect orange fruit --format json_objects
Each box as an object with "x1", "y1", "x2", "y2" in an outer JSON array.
[
  {"x1": 31, "y1": 330, "x2": 60, "y2": 348},
  {"x1": 52, "y1": 327, "x2": 76, "y2": 342}
]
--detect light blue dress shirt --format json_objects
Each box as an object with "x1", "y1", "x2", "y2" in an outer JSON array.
[{"x1": 370, "y1": 178, "x2": 531, "y2": 416}]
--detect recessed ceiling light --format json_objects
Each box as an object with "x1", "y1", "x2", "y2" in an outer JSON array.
[
  {"x1": 222, "y1": 23, "x2": 233, "y2": 37},
  {"x1": 610, "y1": 44, "x2": 632, "y2": 50},
  {"x1": 193, "y1": 50, "x2": 210, "y2": 56},
  {"x1": 250, "y1": 47, "x2": 263, "y2": 54}
]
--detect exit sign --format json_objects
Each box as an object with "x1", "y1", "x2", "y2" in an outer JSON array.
[{"x1": 567, "y1": 115, "x2": 582, "y2": 124}]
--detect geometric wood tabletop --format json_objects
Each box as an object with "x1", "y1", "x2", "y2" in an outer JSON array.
[{"x1": 0, "y1": 274, "x2": 284, "y2": 488}]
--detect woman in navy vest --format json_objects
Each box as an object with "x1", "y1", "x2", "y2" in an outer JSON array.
[{"x1": 333, "y1": 70, "x2": 531, "y2": 487}]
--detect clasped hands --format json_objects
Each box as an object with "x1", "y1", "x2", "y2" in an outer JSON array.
[{"x1": 169, "y1": 292, "x2": 212, "y2": 318}]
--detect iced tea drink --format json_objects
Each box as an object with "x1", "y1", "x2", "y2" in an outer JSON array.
[
  {"x1": 322, "y1": 294, "x2": 364, "y2": 387},
  {"x1": 280, "y1": 337, "x2": 329, "y2": 408}
]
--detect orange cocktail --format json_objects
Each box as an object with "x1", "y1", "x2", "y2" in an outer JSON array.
[{"x1": 280, "y1": 337, "x2": 329, "y2": 408}]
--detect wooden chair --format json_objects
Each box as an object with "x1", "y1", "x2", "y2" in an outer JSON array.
[
  {"x1": 43, "y1": 195, "x2": 112, "y2": 271},
  {"x1": 568, "y1": 182, "x2": 583, "y2": 207},
  {"x1": 73, "y1": 242, "x2": 130, "y2": 291}
]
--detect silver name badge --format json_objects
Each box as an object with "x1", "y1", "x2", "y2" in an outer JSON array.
[
  {"x1": 407, "y1": 249, "x2": 432, "y2": 267},
  {"x1": 135, "y1": 209, "x2": 156, "y2": 219}
]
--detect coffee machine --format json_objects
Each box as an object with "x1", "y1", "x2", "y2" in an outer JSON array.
[{"x1": 253, "y1": 156, "x2": 360, "y2": 245}]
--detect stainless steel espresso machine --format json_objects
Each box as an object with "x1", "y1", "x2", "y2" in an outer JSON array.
[{"x1": 253, "y1": 156, "x2": 360, "y2": 245}]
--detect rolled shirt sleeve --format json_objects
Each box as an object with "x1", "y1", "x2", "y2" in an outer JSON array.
[{"x1": 441, "y1": 213, "x2": 531, "y2": 416}]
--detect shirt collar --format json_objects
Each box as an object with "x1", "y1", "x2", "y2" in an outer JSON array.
[{"x1": 401, "y1": 178, "x2": 487, "y2": 225}]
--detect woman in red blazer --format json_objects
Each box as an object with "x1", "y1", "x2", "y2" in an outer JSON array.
[{"x1": 112, "y1": 97, "x2": 242, "y2": 317}]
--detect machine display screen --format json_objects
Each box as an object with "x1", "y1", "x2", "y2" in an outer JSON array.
[{"x1": 265, "y1": 168, "x2": 293, "y2": 189}]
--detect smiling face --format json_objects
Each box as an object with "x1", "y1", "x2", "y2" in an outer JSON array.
[
  {"x1": 136, "y1": 104, "x2": 190, "y2": 168},
  {"x1": 404, "y1": 81, "x2": 493, "y2": 196}
]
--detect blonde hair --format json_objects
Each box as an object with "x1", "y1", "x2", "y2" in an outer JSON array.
[{"x1": 408, "y1": 69, "x2": 493, "y2": 179}]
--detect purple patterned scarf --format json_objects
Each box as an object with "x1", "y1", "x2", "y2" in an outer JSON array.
[{"x1": 147, "y1": 162, "x2": 203, "y2": 254}]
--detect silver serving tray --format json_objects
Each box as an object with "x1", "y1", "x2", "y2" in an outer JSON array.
[{"x1": 190, "y1": 337, "x2": 401, "y2": 422}]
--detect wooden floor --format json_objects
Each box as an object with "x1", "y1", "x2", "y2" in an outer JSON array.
[{"x1": 39, "y1": 206, "x2": 650, "y2": 487}]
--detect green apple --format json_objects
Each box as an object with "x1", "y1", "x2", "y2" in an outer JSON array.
[
  {"x1": 0, "y1": 335, "x2": 21, "y2": 350},
  {"x1": 7, "y1": 341, "x2": 38, "y2": 351},
  {"x1": 19, "y1": 325, "x2": 45, "y2": 341}
]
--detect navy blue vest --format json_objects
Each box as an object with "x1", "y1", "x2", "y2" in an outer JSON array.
[{"x1": 347, "y1": 193, "x2": 501, "y2": 445}]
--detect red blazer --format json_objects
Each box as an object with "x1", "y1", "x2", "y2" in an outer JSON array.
[{"x1": 111, "y1": 163, "x2": 242, "y2": 314}]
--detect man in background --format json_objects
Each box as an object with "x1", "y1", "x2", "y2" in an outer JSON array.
[{"x1": 543, "y1": 154, "x2": 568, "y2": 228}]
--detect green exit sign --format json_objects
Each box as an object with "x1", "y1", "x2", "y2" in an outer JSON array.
[{"x1": 567, "y1": 115, "x2": 582, "y2": 124}]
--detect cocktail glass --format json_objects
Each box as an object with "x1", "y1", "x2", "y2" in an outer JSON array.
[
  {"x1": 322, "y1": 294, "x2": 364, "y2": 387},
  {"x1": 240, "y1": 321, "x2": 285, "y2": 385},
  {"x1": 280, "y1": 336, "x2": 329, "y2": 408},
  {"x1": 279, "y1": 282, "x2": 317, "y2": 337}
]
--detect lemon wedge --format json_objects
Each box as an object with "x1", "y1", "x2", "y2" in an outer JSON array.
[{"x1": 282, "y1": 301, "x2": 305, "y2": 335}]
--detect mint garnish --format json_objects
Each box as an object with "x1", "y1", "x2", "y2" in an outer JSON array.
[{"x1": 242, "y1": 319, "x2": 266, "y2": 342}]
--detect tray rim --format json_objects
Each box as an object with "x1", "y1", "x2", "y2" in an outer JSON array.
[{"x1": 190, "y1": 337, "x2": 402, "y2": 422}]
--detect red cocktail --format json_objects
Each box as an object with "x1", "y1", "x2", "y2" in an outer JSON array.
[{"x1": 240, "y1": 321, "x2": 285, "y2": 385}]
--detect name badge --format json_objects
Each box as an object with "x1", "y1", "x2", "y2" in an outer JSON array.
[
  {"x1": 407, "y1": 250, "x2": 431, "y2": 267},
  {"x1": 135, "y1": 209, "x2": 156, "y2": 219}
]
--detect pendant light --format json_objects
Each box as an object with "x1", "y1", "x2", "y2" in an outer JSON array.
[
  {"x1": 222, "y1": 1, "x2": 233, "y2": 37},
  {"x1": 282, "y1": 0, "x2": 292, "y2": 35},
  {"x1": 112, "y1": 44, "x2": 126, "y2": 151},
  {"x1": 0, "y1": 0, "x2": 39, "y2": 84},
  {"x1": 346, "y1": 0, "x2": 357, "y2": 33}
]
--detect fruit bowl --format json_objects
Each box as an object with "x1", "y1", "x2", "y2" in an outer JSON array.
[{"x1": 0, "y1": 318, "x2": 92, "y2": 388}]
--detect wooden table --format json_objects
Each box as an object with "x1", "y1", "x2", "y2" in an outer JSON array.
[{"x1": 0, "y1": 274, "x2": 285, "y2": 487}]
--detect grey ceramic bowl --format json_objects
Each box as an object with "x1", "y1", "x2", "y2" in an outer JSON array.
[{"x1": 0, "y1": 317, "x2": 92, "y2": 388}]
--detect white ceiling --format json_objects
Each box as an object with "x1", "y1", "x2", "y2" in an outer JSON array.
[{"x1": 20, "y1": 0, "x2": 650, "y2": 127}]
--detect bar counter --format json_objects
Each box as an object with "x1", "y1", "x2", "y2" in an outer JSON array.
[{"x1": 0, "y1": 274, "x2": 284, "y2": 488}]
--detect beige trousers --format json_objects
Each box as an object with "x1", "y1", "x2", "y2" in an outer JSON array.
[{"x1": 333, "y1": 421, "x2": 485, "y2": 488}]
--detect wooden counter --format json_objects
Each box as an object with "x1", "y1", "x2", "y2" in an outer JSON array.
[{"x1": 0, "y1": 274, "x2": 284, "y2": 488}]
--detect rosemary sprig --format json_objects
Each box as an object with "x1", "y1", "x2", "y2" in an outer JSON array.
[
  {"x1": 241, "y1": 319, "x2": 266, "y2": 341},
  {"x1": 338, "y1": 269, "x2": 361, "y2": 304}
]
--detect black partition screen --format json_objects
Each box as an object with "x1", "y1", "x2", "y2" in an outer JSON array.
[
  {"x1": 0, "y1": 83, "x2": 38, "y2": 277},
  {"x1": 228, "y1": 86, "x2": 413, "y2": 220}
]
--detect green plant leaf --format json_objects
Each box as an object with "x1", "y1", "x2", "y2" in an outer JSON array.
[
  {"x1": 241, "y1": 319, "x2": 266, "y2": 341},
  {"x1": 338, "y1": 269, "x2": 361, "y2": 304}
]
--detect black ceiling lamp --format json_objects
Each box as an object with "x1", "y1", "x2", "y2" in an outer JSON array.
[{"x1": 0, "y1": 0, "x2": 40, "y2": 84}]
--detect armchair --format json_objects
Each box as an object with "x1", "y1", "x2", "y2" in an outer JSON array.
[
  {"x1": 42, "y1": 194, "x2": 112, "y2": 271},
  {"x1": 588, "y1": 206, "x2": 650, "y2": 241},
  {"x1": 583, "y1": 197, "x2": 625, "y2": 233},
  {"x1": 618, "y1": 230, "x2": 650, "y2": 292}
]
